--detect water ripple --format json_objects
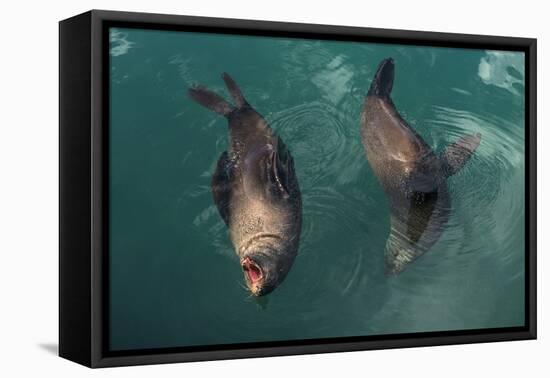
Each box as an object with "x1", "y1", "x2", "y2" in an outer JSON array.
[
  {"x1": 424, "y1": 105, "x2": 525, "y2": 271},
  {"x1": 268, "y1": 100, "x2": 361, "y2": 189}
]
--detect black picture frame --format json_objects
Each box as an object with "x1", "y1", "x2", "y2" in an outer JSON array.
[{"x1": 59, "y1": 9, "x2": 537, "y2": 368}]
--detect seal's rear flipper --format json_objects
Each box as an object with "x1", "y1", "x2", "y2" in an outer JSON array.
[
  {"x1": 368, "y1": 58, "x2": 395, "y2": 99},
  {"x1": 188, "y1": 86, "x2": 235, "y2": 117},
  {"x1": 222, "y1": 73, "x2": 248, "y2": 108},
  {"x1": 440, "y1": 133, "x2": 482, "y2": 177}
]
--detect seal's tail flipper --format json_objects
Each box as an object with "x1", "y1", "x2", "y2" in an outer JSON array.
[
  {"x1": 188, "y1": 86, "x2": 235, "y2": 117},
  {"x1": 368, "y1": 58, "x2": 395, "y2": 99},
  {"x1": 440, "y1": 133, "x2": 482, "y2": 177},
  {"x1": 222, "y1": 73, "x2": 248, "y2": 108}
]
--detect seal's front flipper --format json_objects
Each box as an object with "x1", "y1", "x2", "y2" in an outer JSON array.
[
  {"x1": 241, "y1": 138, "x2": 296, "y2": 202},
  {"x1": 212, "y1": 151, "x2": 234, "y2": 224},
  {"x1": 269, "y1": 137, "x2": 296, "y2": 200},
  {"x1": 188, "y1": 86, "x2": 235, "y2": 117},
  {"x1": 440, "y1": 133, "x2": 481, "y2": 177},
  {"x1": 222, "y1": 73, "x2": 248, "y2": 108}
]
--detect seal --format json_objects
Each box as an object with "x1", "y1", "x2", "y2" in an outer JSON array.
[
  {"x1": 361, "y1": 58, "x2": 481, "y2": 274},
  {"x1": 188, "y1": 73, "x2": 302, "y2": 296}
]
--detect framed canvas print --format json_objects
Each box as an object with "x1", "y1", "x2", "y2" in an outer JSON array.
[{"x1": 59, "y1": 10, "x2": 536, "y2": 368}]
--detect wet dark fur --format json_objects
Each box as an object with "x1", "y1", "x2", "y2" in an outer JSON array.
[
  {"x1": 361, "y1": 58, "x2": 481, "y2": 274},
  {"x1": 189, "y1": 73, "x2": 302, "y2": 295}
]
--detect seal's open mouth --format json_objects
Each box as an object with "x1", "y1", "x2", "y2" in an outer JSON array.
[{"x1": 241, "y1": 257, "x2": 263, "y2": 284}]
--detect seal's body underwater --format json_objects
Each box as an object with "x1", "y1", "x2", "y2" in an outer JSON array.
[
  {"x1": 361, "y1": 58, "x2": 481, "y2": 274},
  {"x1": 189, "y1": 74, "x2": 302, "y2": 296}
]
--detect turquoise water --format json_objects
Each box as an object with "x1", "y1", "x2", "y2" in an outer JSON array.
[{"x1": 108, "y1": 27, "x2": 525, "y2": 351}]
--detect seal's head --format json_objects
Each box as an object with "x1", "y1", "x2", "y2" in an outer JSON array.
[{"x1": 241, "y1": 251, "x2": 289, "y2": 296}]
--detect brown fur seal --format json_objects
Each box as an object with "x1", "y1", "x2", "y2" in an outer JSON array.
[
  {"x1": 361, "y1": 58, "x2": 481, "y2": 274},
  {"x1": 188, "y1": 73, "x2": 302, "y2": 296}
]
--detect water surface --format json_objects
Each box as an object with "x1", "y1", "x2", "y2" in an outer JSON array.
[{"x1": 109, "y1": 28, "x2": 525, "y2": 351}]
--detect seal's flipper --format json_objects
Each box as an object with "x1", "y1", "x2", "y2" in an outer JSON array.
[
  {"x1": 368, "y1": 58, "x2": 395, "y2": 99},
  {"x1": 242, "y1": 145, "x2": 273, "y2": 200},
  {"x1": 269, "y1": 137, "x2": 295, "y2": 200},
  {"x1": 241, "y1": 139, "x2": 296, "y2": 201},
  {"x1": 406, "y1": 190, "x2": 439, "y2": 244},
  {"x1": 440, "y1": 133, "x2": 481, "y2": 177},
  {"x1": 406, "y1": 170, "x2": 439, "y2": 194},
  {"x1": 222, "y1": 73, "x2": 248, "y2": 108},
  {"x1": 212, "y1": 151, "x2": 234, "y2": 224},
  {"x1": 188, "y1": 86, "x2": 235, "y2": 117}
]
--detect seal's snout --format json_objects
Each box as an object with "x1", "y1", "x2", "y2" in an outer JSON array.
[
  {"x1": 241, "y1": 257, "x2": 265, "y2": 295},
  {"x1": 368, "y1": 57, "x2": 395, "y2": 98}
]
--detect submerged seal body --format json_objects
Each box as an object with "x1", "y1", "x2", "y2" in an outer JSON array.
[
  {"x1": 361, "y1": 58, "x2": 481, "y2": 274},
  {"x1": 189, "y1": 73, "x2": 302, "y2": 296}
]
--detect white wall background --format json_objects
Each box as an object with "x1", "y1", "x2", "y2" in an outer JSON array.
[{"x1": 0, "y1": 0, "x2": 546, "y2": 376}]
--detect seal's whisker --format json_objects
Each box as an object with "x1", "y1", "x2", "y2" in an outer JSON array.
[
  {"x1": 244, "y1": 292, "x2": 255, "y2": 301},
  {"x1": 236, "y1": 280, "x2": 249, "y2": 293}
]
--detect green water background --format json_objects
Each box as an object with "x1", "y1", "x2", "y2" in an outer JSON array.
[{"x1": 109, "y1": 28, "x2": 525, "y2": 351}]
